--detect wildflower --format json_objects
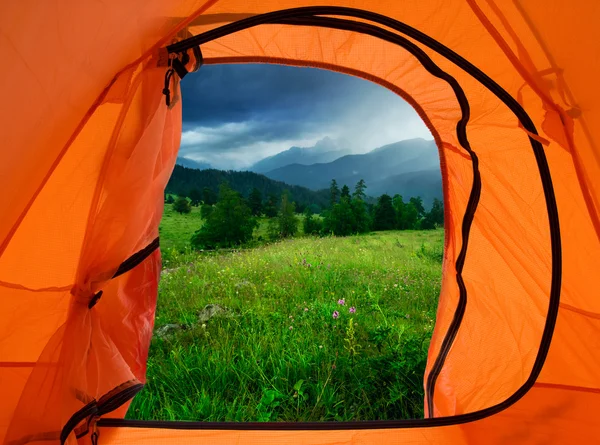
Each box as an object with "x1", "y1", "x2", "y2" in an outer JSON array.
[
  {"x1": 349, "y1": 307, "x2": 356, "y2": 313},
  {"x1": 201, "y1": 323, "x2": 206, "y2": 329},
  {"x1": 304, "y1": 307, "x2": 309, "y2": 312},
  {"x1": 337, "y1": 299, "x2": 345, "y2": 305},
  {"x1": 289, "y1": 315, "x2": 293, "y2": 319},
  {"x1": 332, "y1": 311, "x2": 340, "y2": 319},
  {"x1": 319, "y1": 345, "x2": 323, "y2": 349},
  {"x1": 332, "y1": 364, "x2": 336, "y2": 370},
  {"x1": 289, "y1": 326, "x2": 293, "y2": 330}
]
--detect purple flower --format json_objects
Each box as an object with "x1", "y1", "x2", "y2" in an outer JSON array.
[
  {"x1": 332, "y1": 311, "x2": 340, "y2": 319},
  {"x1": 349, "y1": 307, "x2": 356, "y2": 314},
  {"x1": 337, "y1": 299, "x2": 345, "y2": 305}
]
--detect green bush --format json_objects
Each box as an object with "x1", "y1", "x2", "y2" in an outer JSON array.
[
  {"x1": 191, "y1": 184, "x2": 257, "y2": 249},
  {"x1": 303, "y1": 209, "x2": 322, "y2": 235},
  {"x1": 173, "y1": 196, "x2": 191, "y2": 214}
]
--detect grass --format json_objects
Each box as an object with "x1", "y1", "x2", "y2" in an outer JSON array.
[
  {"x1": 128, "y1": 221, "x2": 443, "y2": 422},
  {"x1": 159, "y1": 204, "x2": 204, "y2": 251},
  {"x1": 159, "y1": 202, "x2": 310, "y2": 256}
]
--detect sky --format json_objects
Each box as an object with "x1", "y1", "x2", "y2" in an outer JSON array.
[{"x1": 180, "y1": 64, "x2": 431, "y2": 170}]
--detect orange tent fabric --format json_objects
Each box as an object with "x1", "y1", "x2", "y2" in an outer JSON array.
[{"x1": 0, "y1": 1, "x2": 598, "y2": 444}]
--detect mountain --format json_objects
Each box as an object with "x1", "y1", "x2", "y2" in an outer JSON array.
[
  {"x1": 166, "y1": 165, "x2": 330, "y2": 211},
  {"x1": 368, "y1": 169, "x2": 442, "y2": 207},
  {"x1": 263, "y1": 138, "x2": 441, "y2": 204},
  {"x1": 176, "y1": 157, "x2": 212, "y2": 170},
  {"x1": 250, "y1": 137, "x2": 353, "y2": 173}
]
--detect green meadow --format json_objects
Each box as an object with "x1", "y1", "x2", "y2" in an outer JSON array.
[{"x1": 130, "y1": 203, "x2": 443, "y2": 421}]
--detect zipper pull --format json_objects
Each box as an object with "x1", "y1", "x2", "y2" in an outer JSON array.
[
  {"x1": 162, "y1": 68, "x2": 175, "y2": 107},
  {"x1": 90, "y1": 421, "x2": 99, "y2": 445}
]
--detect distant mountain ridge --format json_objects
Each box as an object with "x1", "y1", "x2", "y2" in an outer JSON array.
[
  {"x1": 176, "y1": 157, "x2": 212, "y2": 170},
  {"x1": 166, "y1": 165, "x2": 330, "y2": 211},
  {"x1": 368, "y1": 169, "x2": 442, "y2": 206},
  {"x1": 250, "y1": 137, "x2": 353, "y2": 173},
  {"x1": 262, "y1": 138, "x2": 442, "y2": 206}
]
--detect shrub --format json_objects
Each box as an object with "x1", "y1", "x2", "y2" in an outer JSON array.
[
  {"x1": 303, "y1": 208, "x2": 322, "y2": 235},
  {"x1": 191, "y1": 184, "x2": 257, "y2": 249},
  {"x1": 173, "y1": 196, "x2": 191, "y2": 214}
]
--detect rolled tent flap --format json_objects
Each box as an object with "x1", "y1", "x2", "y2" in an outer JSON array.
[
  {"x1": 0, "y1": 58, "x2": 181, "y2": 443},
  {"x1": 0, "y1": 1, "x2": 599, "y2": 444}
]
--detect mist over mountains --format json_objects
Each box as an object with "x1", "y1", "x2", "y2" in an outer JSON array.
[
  {"x1": 176, "y1": 157, "x2": 212, "y2": 170},
  {"x1": 249, "y1": 137, "x2": 353, "y2": 173},
  {"x1": 174, "y1": 137, "x2": 442, "y2": 208},
  {"x1": 262, "y1": 138, "x2": 442, "y2": 206}
]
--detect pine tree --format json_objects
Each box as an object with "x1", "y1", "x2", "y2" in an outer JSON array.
[
  {"x1": 373, "y1": 194, "x2": 396, "y2": 231},
  {"x1": 340, "y1": 184, "x2": 351, "y2": 201},
  {"x1": 351, "y1": 198, "x2": 370, "y2": 233},
  {"x1": 430, "y1": 198, "x2": 444, "y2": 226},
  {"x1": 264, "y1": 193, "x2": 279, "y2": 218},
  {"x1": 421, "y1": 198, "x2": 444, "y2": 229},
  {"x1": 401, "y1": 201, "x2": 419, "y2": 229},
  {"x1": 248, "y1": 187, "x2": 263, "y2": 216},
  {"x1": 409, "y1": 196, "x2": 425, "y2": 218},
  {"x1": 303, "y1": 207, "x2": 322, "y2": 235},
  {"x1": 277, "y1": 192, "x2": 299, "y2": 238},
  {"x1": 191, "y1": 184, "x2": 257, "y2": 249},
  {"x1": 202, "y1": 187, "x2": 217, "y2": 205},
  {"x1": 352, "y1": 179, "x2": 367, "y2": 201},
  {"x1": 189, "y1": 188, "x2": 202, "y2": 207},
  {"x1": 329, "y1": 179, "x2": 340, "y2": 208},
  {"x1": 326, "y1": 199, "x2": 356, "y2": 236},
  {"x1": 200, "y1": 204, "x2": 213, "y2": 219},
  {"x1": 393, "y1": 194, "x2": 405, "y2": 229}
]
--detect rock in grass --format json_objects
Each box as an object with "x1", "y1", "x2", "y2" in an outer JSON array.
[
  {"x1": 154, "y1": 323, "x2": 182, "y2": 339},
  {"x1": 198, "y1": 304, "x2": 232, "y2": 323}
]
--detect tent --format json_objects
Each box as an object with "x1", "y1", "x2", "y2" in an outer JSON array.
[{"x1": 1, "y1": 1, "x2": 599, "y2": 443}]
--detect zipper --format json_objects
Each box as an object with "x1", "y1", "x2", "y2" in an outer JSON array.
[
  {"x1": 61, "y1": 383, "x2": 144, "y2": 444},
  {"x1": 96, "y1": 383, "x2": 144, "y2": 418},
  {"x1": 131, "y1": 5, "x2": 560, "y2": 430},
  {"x1": 60, "y1": 402, "x2": 98, "y2": 444}
]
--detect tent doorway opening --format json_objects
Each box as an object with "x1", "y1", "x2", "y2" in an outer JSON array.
[
  {"x1": 128, "y1": 62, "x2": 444, "y2": 423},
  {"x1": 109, "y1": 6, "x2": 561, "y2": 430}
]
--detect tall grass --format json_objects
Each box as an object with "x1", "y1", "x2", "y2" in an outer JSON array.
[{"x1": 128, "y1": 230, "x2": 443, "y2": 422}]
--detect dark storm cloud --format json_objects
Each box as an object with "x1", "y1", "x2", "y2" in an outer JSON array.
[
  {"x1": 181, "y1": 64, "x2": 356, "y2": 126},
  {"x1": 179, "y1": 64, "x2": 430, "y2": 169}
]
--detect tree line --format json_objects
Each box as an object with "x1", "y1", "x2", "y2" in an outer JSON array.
[
  {"x1": 165, "y1": 165, "x2": 330, "y2": 212},
  {"x1": 165, "y1": 178, "x2": 443, "y2": 250}
]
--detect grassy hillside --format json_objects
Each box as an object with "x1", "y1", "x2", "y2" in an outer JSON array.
[{"x1": 129, "y1": 230, "x2": 443, "y2": 422}]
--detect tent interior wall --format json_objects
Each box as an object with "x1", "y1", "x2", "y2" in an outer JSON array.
[{"x1": 0, "y1": 1, "x2": 598, "y2": 444}]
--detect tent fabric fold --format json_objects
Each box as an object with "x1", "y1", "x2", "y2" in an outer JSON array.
[{"x1": 0, "y1": 1, "x2": 598, "y2": 444}]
